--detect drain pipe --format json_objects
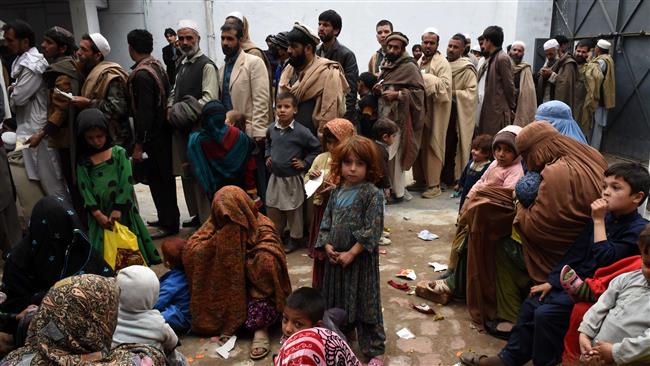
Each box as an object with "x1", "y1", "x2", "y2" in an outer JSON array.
[{"x1": 204, "y1": 0, "x2": 217, "y2": 61}]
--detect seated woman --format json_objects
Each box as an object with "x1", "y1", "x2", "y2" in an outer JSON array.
[
  {"x1": 274, "y1": 327, "x2": 361, "y2": 366},
  {"x1": 0, "y1": 274, "x2": 166, "y2": 365},
  {"x1": 183, "y1": 186, "x2": 292, "y2": 360},
  {"x1": 535, "y1": 100, "x2": 588, "y2": 144},
  {"x1": 0, "y1": 196, "x2": 113, "y2": 334}
]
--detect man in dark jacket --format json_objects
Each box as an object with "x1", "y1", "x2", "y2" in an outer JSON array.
[
  {"x1": 127, "y1": 29, "x2": 180, "y2": 238},
  {"x1": 316, "y1": 10, "x2": 359, "y2": 125},
  {"x1": 161, "y1": 28, "x2": 179, "y2": 87}
]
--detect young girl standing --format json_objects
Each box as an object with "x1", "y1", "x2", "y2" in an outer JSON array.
[
  {"x1": 305, "y1": 118, "x2": 356, "y2": 289},
  {"x1": 75, "y1": 108, "x2": 160, "y2": 268},
  {"x1": 315, "y1": 135, "x2": 385, "y2": 364}
]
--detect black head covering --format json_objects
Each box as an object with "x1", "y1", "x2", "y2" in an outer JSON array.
[
  {"x1": 43, "y1": 26, "x2": 77, "y2": 55},
  {"x1": 0, "y1": 196, "x2": 114, "y2": 315},
  {"x1": 76, "y1": 108, "x2": 113, "y2": 158}
]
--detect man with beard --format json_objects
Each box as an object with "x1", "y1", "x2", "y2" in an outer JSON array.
[
  {"x1": 269, "y1": 32, "x2": 290, "y2": 99},
  {"x1": 573, "y1": 40, "x2": 602, "y2": 137},
  {"x1": 278, "y1": 22, "x2": 348, "y2": 136},
  {"x1": 127, "y1": 29, "x2": 179, "y2": 239},
  {"x1": 373, "y1": 31, "x2": 424, "y2": 203},
  {"x1": 218, "y1": 22, "x2": 270, "y2": 206},
  {"x1": 477, "y1": 26, "x2": 515, "y2": 136},
  {"x1": 72, "y1": 33, "x2": 132, "y2": 150},
  {"x1": 509, "y1": 40, "x2": 536, "y2": 126},
  {"x1": 3, "y1": 20, "x2": 69, "y2": 200},
  {"x1": 446, "y1": 33, "x2": 478, "y2": 181},
  {"x1": 535, "y1": 38, "x2": 577, "y2": 114},
  {"x1": 316, "y1": 10, "x2": 359, "y2": 124},
  {"x1": 162, "y1": 28, "x2": 179, "y2": 87},
  {"x1": 368, "y1": 19, "x2": 393, "y2": 76},
  {"x1": 167, "y1": 19, "x2": 218, "y2": 227},
  {"x1": 590, "y1": 39, "x2": 615, "y2": 150},
  {"x1": 408, "y1": 27, "x2": 452, "y2": 199},
  {"x1": 40, "y1": 26, "x2": 84, "y2": 212}
]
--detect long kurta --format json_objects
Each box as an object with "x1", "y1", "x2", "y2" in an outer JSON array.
[
  {"x1": 513, "y1": 62, "x2": 536, "y2": 126},
  {"x1": 77, "y1": 145, "x2": 160, "y2": 266},
  {"x1": 477, "y1": 49, "x2": 516, "y2": 136},
  {"x1": 449, "y1": 58, "x2": 478, "y2": 179},
  {"x1": 535, "y1": 53, "x2": 578, "y2": 116},
  {"x1": 575, "y1": 62, "x2": 604, "y2": 136}
]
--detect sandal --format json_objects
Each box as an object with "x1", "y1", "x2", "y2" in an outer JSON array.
[
  {"x1": 560, "y1": 265, "x2": 583, "y2": 302},
  {"x1": 415, "y1": 280, "x2": 452, "y2": 305},
  {"x1": 484, "y1": 319, "x2": 513, "y2": 340},
  {"x1": 459, "y1": 351, "x2": 487, "y2": 366},
  {"x1": 250, "y1": 332, "x2": 270, "y2": 360}
]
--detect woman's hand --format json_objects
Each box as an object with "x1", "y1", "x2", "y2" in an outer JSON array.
[
  {"x1": 530, "y1": 282, "x2": 552, "y2": 301},
  {"x1": 309, "y1": 170, "x2": 322, "y2": 179},
  {"x1": 109, "y1": 210, "x2": 122, "y2": 224},
  {"x1": 325, "y1": 244, "x2": 339, "y2": 264},
  {"x1": 337, "y1": 250, "x2": 357, "y2": 268},
  {"x1": 93, "y1": 210, "x2": 113, "y2": 229}
]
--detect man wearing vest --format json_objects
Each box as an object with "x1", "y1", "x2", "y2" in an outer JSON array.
[
  {"x1": 590, "y1": 39, "x2": 615, "y2": 150},
  {"x1": 167, "y1": 19, "x2": 219, "y2": 227},
  {"x1": 127, "y1": 29, "x2": 180, "y2": 239}
]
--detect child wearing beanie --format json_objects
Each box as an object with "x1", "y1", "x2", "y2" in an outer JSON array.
[{"x1": 154, "y1": 238, "x2": 192, "y2": 335}]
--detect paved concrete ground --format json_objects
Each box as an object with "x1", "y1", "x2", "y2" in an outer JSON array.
[{"x1": 136, "y1": 175, "x2": 506, "y2": 366}]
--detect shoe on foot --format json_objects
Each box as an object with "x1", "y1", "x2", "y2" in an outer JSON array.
[
  {"x1": 182, "y1": 216, "x2": 200, "y2": 228},
  {"x1": 284, "y1": 238, "x2": 301, "y2": 253},
  {"x1": 422, "y1": 186, "x2": 442, "y2": 199},
  {"x1": 147, "y1": 220, "x2": 161, "y2": 227},
  {"x1": 387, "y1": 196, "x2": 404, "y2": 205},
  {"x1": 378, "y1": 237, "x2": 392, "y2": 246},
  {"x1": 560, "y1": 265, "x2": 584, "y2": 302},
  {"x1": 406, "y1": 182, "x2": 427, "y2": 192},
  {"x1": 382, "y1": 230, "x2": 390, "y2": 238}
]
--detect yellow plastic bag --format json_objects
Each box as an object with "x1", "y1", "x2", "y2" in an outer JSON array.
[{"x1": 104, "y1": 221, "x2": 146, "y2": 270}]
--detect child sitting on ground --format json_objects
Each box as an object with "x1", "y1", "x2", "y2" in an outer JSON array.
[
  {"x1": 113, "y1": 265, "x2": 178, "y2": 355},
  {"x1": 266, "y1": 92, "x2": 321, "y2": 253},
  {"x1": 154, "y1": 238, "x2": 191, "y2": 335},
  {"x1": 357, "y1": 72, "x2": 379, "y2": 138},
  {"x1": 455, "y1": 134, "x2": 492, "y2": 211},
  {"x1": 578, "y1": 226, "x2": 650, "y2": 365},
  {"x1": 281, "y1": 287, "x2": 347, "y2": 342}
]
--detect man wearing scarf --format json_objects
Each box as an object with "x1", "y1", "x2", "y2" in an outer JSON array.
[
  {"x1": 410, "y1": 27, "x2": 452, "y2": 199},
  {"x1": 590, "y1": 39, "x2": 615, "y2": 150},
  {"x1": 3, "y1": 20, "x2": 69, "y2": 200},
  {"x1": 477, "y1": 25, "x2": 516, "y2": 136},
  {"x1": 127, "y1": 29, "x2": 179, "y2": 239},
  {"x1": 509, "y1": 40, "x2": 536, "y2": 126},
  {"x1": 41, "y1": 26, "x2": 83, "y2": 214},
  {"x1": 574, "y1": 40, "x2": 602, "y2": 138},
  {"x1": 535, "y1": 38, "x2": 577, "y2": 114},
  {"x1": 278, "y1": 22, "x2": 348, "y2": 136},
  {"x1": 374, "y1": 31, "x2": 425, "y2": 202},
  {"x1": 447, "y1": 34, "x2": 478, "y2": 181},
  {"x1": 71, "y1": 33, "x2": 132, "y2": 151}
]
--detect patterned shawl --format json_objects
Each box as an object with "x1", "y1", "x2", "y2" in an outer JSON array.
[
  {"x1": 1, "y1": 274, "x2": 165, "y2": 366},
  {"x1": 183, "y1": 186, "x2": 292, "y2": 335},
  {"x1": 187, "y1": 100, "x2": 255, "y2": 197},
  {"x1": 274, "y1": 328, "x2": 361, "y2": 366}
]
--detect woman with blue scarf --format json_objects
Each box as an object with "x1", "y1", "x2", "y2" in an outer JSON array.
[
  {"x1": 535, "y1": 100, "x2": 588, "y2": 144},
  {"x1": 187, "y1": 100, "x2": 258, "y2": 203}
]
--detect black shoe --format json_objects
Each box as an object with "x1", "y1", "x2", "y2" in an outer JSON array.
[
  {"x1": 182, "y1": 216, "x2": 200, "y2": 228},
  {"x1": 147, "y1": 220, "x2": 161, "y2": 227},
  {"x1": 387, "y1": 196, "x2": 404, "y2": 205},
  {"x1": 284, "y1": 238, "x2": 301, "y2": 253},
  {"x1": 150, "y1": 228, "x2": 179, "y2": 240}
]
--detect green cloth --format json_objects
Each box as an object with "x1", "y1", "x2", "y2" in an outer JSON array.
[
  {"x1": 445, "y1": 231, "x2": 468, "y2": 298},
  {"x1": 76, "y1": 146, "x2": 160, "y2": 265},
  {"x1": 496, "y1": 237, "x2": 531, "y2": 323}
]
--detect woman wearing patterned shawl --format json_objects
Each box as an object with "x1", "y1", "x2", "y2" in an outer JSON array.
[
  {"x1": 186, "y1": 100, "x2": 257, "y2": 199},
  {"x1": 274, "y1": 327, "x2": 361, "y2": 366},
  {"x1": 183, "y1": 186, "x2": 291, "y2": 360},
  {"x1": 0, "y1": 274, "x2": 166, "y2": 366}
]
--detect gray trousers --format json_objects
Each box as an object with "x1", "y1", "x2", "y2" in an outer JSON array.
[{"x1": 590, "y1": 107, "x2": 607, "y2": 150}]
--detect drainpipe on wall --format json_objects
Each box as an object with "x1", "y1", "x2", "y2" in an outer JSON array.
[{"x1": 204, "y1": 0, "x2": 217, "y2": 61}]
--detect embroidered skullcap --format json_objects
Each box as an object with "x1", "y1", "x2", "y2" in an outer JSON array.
[
  {"x1": 177, "y1": 19, "x2": 200, "y2": 34},
  {"x1": 543, "y1": 39, "x2": 559, "y2": 50},
  {"x1": 89, "y1": 33, "x2": 110, "y2": 56}
]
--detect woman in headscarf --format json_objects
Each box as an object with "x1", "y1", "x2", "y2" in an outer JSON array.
[
  {"x1": 0, "y1": 274, "x2": 166, "y2": 366},
  {"x1": 0, "y1": 196, "x2": 113, "y2": 332},
  {"x1": 535, "y1": 100, "x2": 587, "y2": 144},
  {"x1": 186, "y1": 100, "x2": 256, "y2": 200},
  {"x1": 183, "y1": 186, "x2": 291, "y2": 360},
  {"x1": 305, "y1": 118, "x2": 356, "y2": 289}
]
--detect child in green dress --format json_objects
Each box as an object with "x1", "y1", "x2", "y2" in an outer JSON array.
[{"x1": 75, "y1": 108, "x2": 160, "y2": 269}]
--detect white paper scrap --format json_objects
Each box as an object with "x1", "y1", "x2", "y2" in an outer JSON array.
[
  {"x1": 304, "y1": 173, "x2": 324, "y2": 199},
  {"x1": 396, "y1": 327, "x2": 416, "y2": 340},
  {"x1": 428, "y1": 262, "x2": 448, "y2": 272},
  {"x1": 418, "y1": 230, "x2": 439, "y2": 241},
  {"x1": 215, "y1": 336, "x2": 237, "y2": 359}
]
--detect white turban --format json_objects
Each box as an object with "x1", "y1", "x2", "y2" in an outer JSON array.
[
  {"x1": 543, "y1": 39, "x2": 559, "y2": 50},
  {"x1": 177, "y1": 19, "x2": 200, "y2": 34},
  {"x1": 89, "y1": 33, "x2": 110, "y2": 57},
  {"x1": 596, "y1": 39, "x2": 611, "y2": 50},
  {"x1": 422, "y1": 27, "x2": 439, "y2": 35},
  {"x1": 226, "y1": 11, "x2": 244, "y2": 21},
  {"x1": 512, "y1": 40, "x2": 526, "y2": 49}
]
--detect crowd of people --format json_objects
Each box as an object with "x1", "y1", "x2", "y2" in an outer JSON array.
[{"x1": 0, "y1": 7, "x2": 644, "y2": 366}]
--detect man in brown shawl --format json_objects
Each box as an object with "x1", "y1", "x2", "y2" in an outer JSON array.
[
  {"x1": 447, "y1": 34, "x2": 477, "y2": 181},
  {"x1": 373, "y1": 31, "x2": 425, "y2": 202},
  {"x1": 590, "y1": 39, "x2": 616, "y2": 150},
  {"x1": 574, "y1": 40, "x2": 603, "y2": 137},
  {"x1": 409, "y1": 27, "x2": 452, "y2": 198},
  {"x1": 477, "y1": 26, "x2": 516, "y2": 136},
  {"x1": 278, "y1": 22, "x2": 348, "y2": 136},
  {"x1": 535, "y1": 38, "x2": 578, "y2": 115},
  {"x1": 509, "y1": 41, "x2": 536, "y2": 126},
  {"x1": 71, "y1": 33, "x2": 132, "y2": 150}
]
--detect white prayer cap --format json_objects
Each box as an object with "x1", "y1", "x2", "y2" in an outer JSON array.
[
  {"x1": 596, "y1": 39, "x2": 611, "y2": 50},
  {"x1": 226, "y1": 11, "x2": 244, "y2": 21},
  {"x1": 543, "y1": 38, "x2": 559, "y2": 50},
  {"x1": 464, "y1": 33, "x2": 471, "y2": 40},
  {"x1": 177, "y1": 19, "x2": 200, "y2": 34},
  {"x1": 422, "y1": 27, "x2": 439, "y2": 35},
  {"x1": 512, "y1": 40, "x2": 526, "y2": 49},
  {"x1": 1, "y1": 131, "x2": 16, "y2": 150},
  {"x1": 471, "y1": 45, "x2": 481, "y2": 52},
  {"x1": 89, "y1": 33, "x2": 110, "y2": 57}
]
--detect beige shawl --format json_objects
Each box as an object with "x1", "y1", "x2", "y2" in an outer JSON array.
[
  {"x1": 449, "y1": 57, "x2": 478, "y2": 179},
  {"x1": 513, "y1": 62, "x2": 536, "y2": 126},
  {"x1": 419, "y1": 52, "x2": 452, "y2": 161}
]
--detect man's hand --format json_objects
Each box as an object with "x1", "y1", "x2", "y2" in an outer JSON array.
[
  {"x1": 382, "y1": 90, "x2": 399, "y2": 102},
  {"x1": 325, "y1": 244, "x2": 339, "y2": 264},
  {"x1": 109, "y1": 210, "x2": 122, "y2": 224},
  {"x1": 71, "y1": 96, "x2": 92, "y2": 109},
  {"x1": 26, "y1": 130, "x2": 45, "y2": 147},
  {"x1": 291, "y1": 158, "x2": 305, "y2": 170},
  {"x1": 93, "y1": 211, "x2": 113, "y2": 229},
  {"x1": 530, "y1": 282, "x2": 552, "y2": 301},
  {"x1": 579, "y1": 332, "x2": 594, "y2": 355},
  {"x1": 593, "y1": 341, "x2": 614, "y2": 364},
  {"x1": 540, "y1": 67, "x2": 553, "y2": 79},
  {"x1": 372, "y1": 83, "x2": 384, "y2": 95},
  {"x1": 265, "y1": 157, "x2": 272, "y2": 170},
  {"x1": 591, "y1": 199, "x2": 608, "y2": 222},
  {"x1": 132, "y1": 143, "x2": 144, "y2": 162}
]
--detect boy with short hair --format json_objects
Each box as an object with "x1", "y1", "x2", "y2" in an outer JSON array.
[
  {"x1": 460, "y1": 162, "x2": 650, "y2": 366},
  {"x1": 371, "y1": 117, "x2": 398, "y2": 195},
  {"x1": 225, "y1": 110, "x2": 247, "y2": 134},
  {"x1": 281, "y1": 287, "x2": 347, "y2": 341}
]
